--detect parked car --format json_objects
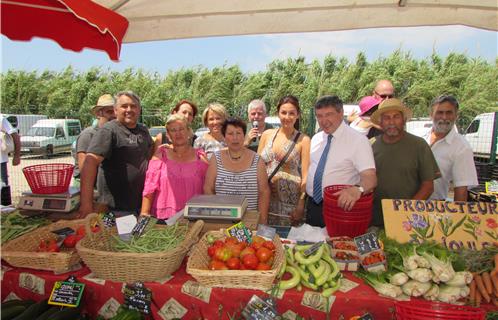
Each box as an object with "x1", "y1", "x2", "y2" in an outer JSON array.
[
  {"x1": 464, "y1": 112, "x2": 498, "y2": 159},
  {"x1": 406, "y1": 118, "x2": 433, "y2": 138},
  {"x1": 149, "y1": 126, "x2": 166, "y2": 141},
  {"x1": 194, "y1": 127, "x2": 209, "y2": 138},
  {"x1": 20, "y1": 119, "x2": 81, "y2": 157},
  {"x1": 1, "y1": 114, "x2": 47, "y2": 136}
]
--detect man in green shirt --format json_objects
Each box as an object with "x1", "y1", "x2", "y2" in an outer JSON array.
[{"x1": 370, "y1": 99, "x2": 440, "y2": 227}]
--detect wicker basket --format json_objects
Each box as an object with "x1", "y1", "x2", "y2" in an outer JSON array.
[
  {"x1": 1, "y1": 219, "x2": 86, "y2": 273},
  {"x1": 76, "y1": 213, "x2": 204, "y2": 282},
  {"x1": 186, "y1": 230, "x2": 284, "y2": 290}
]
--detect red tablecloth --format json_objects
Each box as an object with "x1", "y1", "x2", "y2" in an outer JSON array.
[{"x1": 1, "y1": 260, "x2": 398, "y2": 319}]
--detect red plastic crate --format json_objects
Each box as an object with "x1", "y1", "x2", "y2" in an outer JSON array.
[{"x1": 395, "y1": 300, "x2": 485, "y2": 320}]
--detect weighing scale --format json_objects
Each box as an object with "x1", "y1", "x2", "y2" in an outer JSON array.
[
  {"x1": 184, "y1": 194, "x2": 248, "y2": 221},
  {"x1": 17, "y1": 187, "x2": 80, "y2": 213}
]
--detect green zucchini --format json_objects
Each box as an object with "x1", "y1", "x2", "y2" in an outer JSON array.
[
  {"x1": 49, "y1": 307, "x2": 81, "y2": 320},
  {"x1": 12, "y1": 299, "x2": 50, "y2": 320},
  {"x1": 34, "y1": 306, "x2": 61, "y2": 320}
]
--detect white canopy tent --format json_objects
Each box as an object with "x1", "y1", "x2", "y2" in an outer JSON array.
[{"x1": 93, "y1": 0, "x2": 498, "y2": 43}]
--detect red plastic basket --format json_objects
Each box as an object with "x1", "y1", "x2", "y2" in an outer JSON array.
[
  {"x1": 395, "y1": 300, "x2": 485, "y2": 320},
  {"x1": 324, "y1": 215, "x2": 371, "y2": 237},
  {"x1": 22, "y1": 163, "x2": 74, "y2": 194}
]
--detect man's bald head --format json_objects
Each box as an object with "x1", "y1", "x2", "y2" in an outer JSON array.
[{"x1": 373, "y1": 80, "x2": 395, "y2": 101}]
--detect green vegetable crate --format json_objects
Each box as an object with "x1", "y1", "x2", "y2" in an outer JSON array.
[
  {"x1": 1, "y1": 219, "x2": 85, "y2": 273},
  {"x1": 76, "y1": 213, "x2": 204, "y2": 282}
]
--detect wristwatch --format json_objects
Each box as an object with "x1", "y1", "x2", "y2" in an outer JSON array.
[{"x1": 355, "y1": 185, "x2": 364, "y2": 195}]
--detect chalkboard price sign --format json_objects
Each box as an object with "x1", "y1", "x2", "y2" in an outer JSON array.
[
  {"x1": 359, "y1": 312, "x2": 374, "y2": 320},
  {"x1": 48, "y1": 281, "x2": 85, "y2": 307},
  {"x1": 354, "y1": 232, "x2": 381, "y2": 255},
  {"x1": 123, "y1": 282, "x2": 152, "y2": 315}
]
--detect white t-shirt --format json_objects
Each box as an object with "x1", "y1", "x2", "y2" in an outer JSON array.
[
  {"x1": 1, "y1": 116, "x2": 16, "y2": 163},
  {"x1": 306, "y1": 121, "x2": 376, "y2": 197},
  {"x1": 424, "y1": 127, "x2": 478, "y2": 200}
]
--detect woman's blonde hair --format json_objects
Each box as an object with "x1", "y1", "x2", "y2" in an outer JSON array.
[
  {"x1": 202, "y1": 103, "x2": 228, "y2": 126},
  {"x1": 165, "y1": 113, "x2": 188, "y2": 129}
]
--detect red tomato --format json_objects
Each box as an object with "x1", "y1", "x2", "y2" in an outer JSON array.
[
  {"x1": 251, "y1": 242, "x2": 263, "y2": 251},
  {"x1": 226, "y1": 257, "x2": 241, "y2": 270},
  {"x1": 209, "y1": 260, "x2": 228, "y2": 270},
  {"x1": 240, "y1": 247, "x2": 256, "y2": 258},
  {"x1": 224, "y1": 237, "x2": 239, "y2": 245},
  {"x1": 214, "y1": 246, "x2": 232, "y2": 262},
  {"x1": 225, "y1": 242, "x2": 243, "y2": 258},
  {"x1": 38, "y1": 240, "x2": 47, "y2": 252},
  {"x1": 213, "y1": 240, "x2": 225, "y2": 248},
  {"x1": 63, "y1": 235, "x2": 78, "y2": 248},
  {"x1": 207, "y1": 245, "x2": 217, "y2": 257},
  {"x1": 262, "y1": 240, "x2": 276, "y2": 251},
  {"x1": 242, "y1": 254, "x2": 258, "y2": 270},
  {"x1": 76, "y1": 225, "x2": 86, "y2": 236},
  {"x1": 256, "y1": 263, "x2": 271, "y2": 270},
  {"x1": 252, "y1": 235, "x2": 265, "y2": 244},
  {"x1": 47, "y1": 239, "x2": 60, "y2": 252},
  {"x1": 256, "y1": 247, "x2": 273, "y2": 263}
]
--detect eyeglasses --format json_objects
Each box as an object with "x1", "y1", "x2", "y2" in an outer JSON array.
[{"x1": 375, "y1": 91, "x2": 394, "y2": 99}]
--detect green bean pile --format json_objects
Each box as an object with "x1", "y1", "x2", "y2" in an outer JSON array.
[
  {"x1": 112, "y1": 223, "x2": 188, "y2": 253},
  {"x1": 1, "y1": 211, "x2": 50, "y2": 244}
]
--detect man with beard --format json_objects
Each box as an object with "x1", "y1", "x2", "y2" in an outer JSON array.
[
  {"x1": 370, "y1": 99, "x2": 440, "y2": 227},
  {"x1": 423, "y1": 95, "x2": 477, "y2": 201}
]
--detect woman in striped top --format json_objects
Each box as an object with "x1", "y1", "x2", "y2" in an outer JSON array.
[{"x1": 204, "y1": 117, "x2": 270, "y2": 225}]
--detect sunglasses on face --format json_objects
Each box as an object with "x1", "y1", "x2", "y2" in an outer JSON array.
[{"x1": 375, "y1": 91, "x2": 394, "y2": 99}]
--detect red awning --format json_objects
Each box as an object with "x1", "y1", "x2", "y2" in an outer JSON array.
[{"x1": 1, "y1": 0, "x2": 129, "y2": 61}]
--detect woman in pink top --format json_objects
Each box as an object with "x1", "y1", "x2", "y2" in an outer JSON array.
[{"x1": 140, "y1": 114, "x2": 208, "y2": 220}]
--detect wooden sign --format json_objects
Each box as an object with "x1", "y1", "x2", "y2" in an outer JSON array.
[
  {"x1": 48, "y1": 281, "x2": 85, "y2": 307},
  {"x1": 382, "y1": 199, "x2": 498, "y2": 250}
]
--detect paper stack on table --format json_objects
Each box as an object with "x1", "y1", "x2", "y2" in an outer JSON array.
[{"x1": 286, "y1": 224, "x2": 328, "y2": 242}]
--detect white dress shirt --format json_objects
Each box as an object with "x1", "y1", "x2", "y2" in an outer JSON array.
[
  {"x1": 424, "y1": 127, "x2": 478, "y2": 200},
  {"x1": 306, "y1": 121, "x2": 375, "y2": 197}
]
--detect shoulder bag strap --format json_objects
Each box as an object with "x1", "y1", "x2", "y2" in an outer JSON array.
[{"x1": 267, "y1": 132, "x2": 301, "y2": 182}]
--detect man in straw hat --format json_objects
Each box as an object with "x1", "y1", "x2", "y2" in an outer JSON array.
[
  {"x1": 74, "y1": 94, "x2": 116, "y2": 200},
  {"x1": 370, "y1": 98, "x2": 440, "y2": 227},
  {"x1": 79, "y1": 91, "x2": 153, "y2": 217}
]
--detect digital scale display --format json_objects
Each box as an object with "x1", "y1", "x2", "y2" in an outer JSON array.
[
  {"x1": 42, "y1": 199, "x2": 67, "y2": 210},
  {"x1": 187, "y1": 207, "x2": 238, "y2": 217}
]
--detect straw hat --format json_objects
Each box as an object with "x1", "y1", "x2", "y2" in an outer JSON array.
[
  {"x1": 91, "y1": 94, "x2": 115, "y2": 115},
  {"x1": 370, "y1": 98, "x2": 413, "y2": 125}
]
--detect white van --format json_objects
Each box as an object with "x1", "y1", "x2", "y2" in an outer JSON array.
[
  {"x1": 20, "y1": 119, "x2": 82, "y2": 157},
  {"x1": 464, "y1": 112, "x2": 498, "y2": 159},
  {"x1": 1, "y1": 114, "x2": 47, "y2": 136}
]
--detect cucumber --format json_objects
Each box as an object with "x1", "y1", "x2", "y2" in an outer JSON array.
[
  {"x1": 35, "y1": 306, "x2": 60, "y2": 320},
  {"x1": 1, "y1": 300, "x2": 34, "y2": 309},
  {"x1": 12, "y1": 299, "x2": 50, "y2": 320},
  {"x1": 1, "y1": 305, "x2": 28, "y2": 320},
  {"x1": 49, "y1": 307, "x2": 81, "y2": 320}
]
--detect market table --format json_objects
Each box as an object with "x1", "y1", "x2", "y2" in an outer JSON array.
[{"x1": 2, "y1": 260, "x2": 400, "y2": 319}]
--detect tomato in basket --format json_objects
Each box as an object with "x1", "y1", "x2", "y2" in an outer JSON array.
[
  {"x1": 256, "y1": 247, "x2": 273, "y2": 263},
  {"x1": 226, "y1": 257, "x2": 241, "y2": 270},
  {"x1": 242, "y1": 253, "x2": 258, "y2": 270}
]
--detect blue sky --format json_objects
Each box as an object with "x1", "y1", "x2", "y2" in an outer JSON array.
[{"x1": 1, "y1": 25, "x2": 496, "y2": 73}]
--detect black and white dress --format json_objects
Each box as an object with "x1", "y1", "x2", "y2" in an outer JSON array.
[{"x1": 214, "y1": 151, "x2": 259, "y2": 211}]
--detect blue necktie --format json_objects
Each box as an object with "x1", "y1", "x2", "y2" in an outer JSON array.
[{"x1": 313, "y1": 134, "x2": 332, "y2": 203}]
